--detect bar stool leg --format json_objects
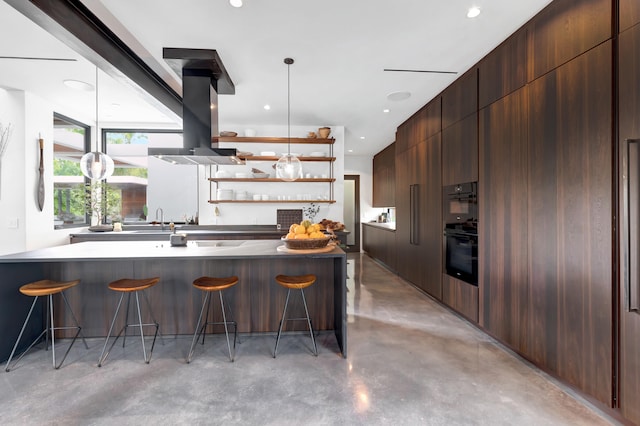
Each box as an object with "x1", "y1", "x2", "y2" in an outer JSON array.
[
  {"x1": 273, "y1": 289, "x2": 292, "y2": 358},
  {"x1": 49, "y1": 294, "x2": 56, "y2": 368},
  {"x1": 98, "y1": 292, "x2": 125, "y2": 367},
  {"x1": 187, "y1": 292, "x2": 210, "y2": 363},
  {"x1": 122, "y1": 292, "x2": 132, "y2": 348},
  {"x1": 5, "y1": 297, "x2": 41, "y2": 372},
  {"x1": 141, "y1": 290, "x2": 163, "y2": 346},
  {"x1": 219, "y1": 291, "x2": 234, "y2": 362},
  {"x1": 60, "y1": 292, "x2": 89, "y2": 350},
  {"x1": 300, "y1": 289, "x2": 318, "y2": 356}
]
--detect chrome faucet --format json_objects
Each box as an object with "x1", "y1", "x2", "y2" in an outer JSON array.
[{"x1": 155, "y1": 207, "x2": 165, "y2": 231}]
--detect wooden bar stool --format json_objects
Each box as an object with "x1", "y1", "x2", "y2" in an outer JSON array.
[
  {"x1": 187, "y1": 276, "x2": 239, "y2": 363},
  {"x1": 273, "y1": 274, "x2": 318, "y2": 357},
  {"x1": 5, "y1": 279, "x2": 88, "y2": 371},
  {"x1": 98, "y1": 277, "x2": 160, "y2": 366}
]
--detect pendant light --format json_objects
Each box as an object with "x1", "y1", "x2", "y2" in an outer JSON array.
[
  {"x1": 276, "y1": 57, "x2": 302, "y2": 181},
  {"x1": 80, "y1": 67, "x2": 114, "y2": 180}
]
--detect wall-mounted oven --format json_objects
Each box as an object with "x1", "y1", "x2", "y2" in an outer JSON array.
[
  {"x1": 444, "y1": 225, "x2": 478, "y2": 286},
  {"x1": 443, "y1": 182, "x2": 478, "y2": 286}
]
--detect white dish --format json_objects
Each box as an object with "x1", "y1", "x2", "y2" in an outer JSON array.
[
  {"x1": 309, "y1": 152, "x2": 326, "y2": 157},
  {"x1": 235, "y1": 173, "x2": 248, "y2": 178},
  {"x1": 260, "y1": 151, "x2": 276, "y2": 156},
  {"x1": 252, "y1": 173, "x2": 270, "y2": 178}
]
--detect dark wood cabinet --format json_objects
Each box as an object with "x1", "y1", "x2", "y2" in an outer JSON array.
[
  {"x1": 617, "y1": 22, "x2": 640, "y2": 426},
  {"x1": 620, "y1": 0, "x2": 640, "y2": 33},
  {"x1": 373, "y1": 143, "x2": 396, "y2": 207},
  {"x1": 478, "y1": 86, "x2": 529, "y2": 354},
  {"x1": 442, "y1": 68, "x2": 477, "y2": 130},
  {"x1": 442, "y1": 274, "x2": 478, "y2": 323},
  {"x1": 528, "y1": 0, "x2": 612, "y2": 81},
  {"x1": 362, "y1": 224, "x2": 397, "y2": 272},
  {"x1": 528, "y1": 40, "x2": 613, "y2": 405},
  {"x1": 442, "y1": 112, "x2": 478, "y2": 185},
  {"x1": 395, "y1": 135, "x2": 442, "y2": 299},
  {"x1": 479, "y1": 27, "x2": 528, "y2": 109}
]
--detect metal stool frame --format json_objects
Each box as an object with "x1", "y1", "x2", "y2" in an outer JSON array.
[
  {"x1": 5, "y1": 291, "x2": 88, "y2": 371},
  {"x1": 98, "y1": 290, "x2": 160, "y2": 366},
  {"x1": 273, "y1": 287, "x2": 318, "y2": 357},
  {"x1": 187, "y1": 289, "x2": 238, "y2": 363}
]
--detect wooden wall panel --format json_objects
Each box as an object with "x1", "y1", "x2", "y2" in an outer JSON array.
[
  {"x1": 620, "y1": 0, "x2": 640, "y2": 33},
  {"x1": 442, "y1": 274, "x2": 479, "y2": 323},
  {"x1": 479, "y1": 86, "x2": 529, "y2": 354},
  {"x1": 528, "y1": 41, "x2": 613, "y2": 404},
  {"x1": 373, "y1": 142, "x2": 396, "y2": 207},
  {"x1": 442, "y1": 68, "x2": 478, "y2": 130},
  {"x1": 479, "y1": 28, "x2": 528, "y2": 109},
  {"x1": 528, "y1": 0, "x2": 612, "y2": 81},
  {"x1": 421, "y1": 133, "x2": 442, "y2": 300},
  {"x1": 442, "y1": 113, "x2": 478, "y2": 185},
  {"x1": 618, "y1": 22, "x2": 640, "y2": 425}
]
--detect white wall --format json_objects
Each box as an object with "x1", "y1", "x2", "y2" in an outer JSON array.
[{"x1": 0, "y1": 88, "x2": 76, "y2": 255}]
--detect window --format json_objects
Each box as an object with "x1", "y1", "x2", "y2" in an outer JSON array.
[
  {"x1": 105, "y1": 129, "x2": 197, "y2": 224},
  {"x1": 53, "y1": 113, "x2": 90, "y2": 228}
]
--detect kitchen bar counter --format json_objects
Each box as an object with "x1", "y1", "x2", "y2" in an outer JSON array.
[{"x1": 0, "y1": 240, "x2": 347, "y2": 360}]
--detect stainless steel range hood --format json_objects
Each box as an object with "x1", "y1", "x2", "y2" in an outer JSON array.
[{"x1": 148, "y1": 48, "x2": 243, "y2": 165}]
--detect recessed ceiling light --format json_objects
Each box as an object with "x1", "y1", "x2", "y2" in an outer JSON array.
[
  {"x1": 264, "y1": 104, "x2": 271, "y2": 110},
  {"x1": 348, "y1": 149, "x2": 353, "y2": 153},
  {"x1": 360, "y1": 136, "x2": 365, "y2": 140},
  {"x1": 383, "y1": 109, "x2": 390, "y2": 113},
  {"x1": 467, "y1": 6, "x2": 481, "y2": 18},
  {"x1": 387, "y1": 91, "x2": 411, "y2": 101},
  {"x1": 63, "y1": 79, "x2": 94, "y2": 91},
  {"x1": 229, "y1": 0, "x2": 243, "y2": 7}
]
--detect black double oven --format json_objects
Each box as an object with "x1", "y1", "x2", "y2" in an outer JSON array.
[{"x1": 443, "y1": 182, "x2": 478, "y2": 286}]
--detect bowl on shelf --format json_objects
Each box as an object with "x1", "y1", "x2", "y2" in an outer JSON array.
[
  {"x1": 309, "y1": 151, "x2": 326, "y2": 157},
  {"x1": 260, "y1": 151, "x2": 276, "y2": 156},
  {"x1": 252, "y1": 172, "x2": 270, "y2": 178},
  {"x1": 220, "y1": 131, "x2": 238, "y2": 137},
  {"x1": 281, "y1": 236, "x2": 331, "y2": 250}
]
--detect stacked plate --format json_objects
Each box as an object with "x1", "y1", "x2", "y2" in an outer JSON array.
[
  {"x1": 216, "y1": 189, "x2": 234, "y2": 200},
  {"x1": 310, "y1": 151, "x2": 326, "y2": 157},
  {"x1": 235, "y1": 190, "x2": 248, "y2": 200}
]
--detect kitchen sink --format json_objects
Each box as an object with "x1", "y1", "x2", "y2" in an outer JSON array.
[{"x1": 195, "y1": 241, "x2": 244, "y2": 247}]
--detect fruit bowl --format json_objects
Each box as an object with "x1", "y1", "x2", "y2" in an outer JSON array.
[{"x1": 281, "y1": 236, "x2": 331, "y2": 250}]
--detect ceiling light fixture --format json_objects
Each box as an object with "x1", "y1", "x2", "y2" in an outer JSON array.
[
  {"x1": 63, "y1": 79, "x2": 94, "y2": 92},
  {"x1": 80, "y1": 67, "x2": 114, "y2": 181},
  {"x1": 276, "y1": 58, "x2": 302, "y2": 182},
  {"x1": 360, "y1": 136, "x2": 365, "y2": 140},
  {"x1": 229, "y1": 0, "x2": 243, "y2": 7},
  {"x1": 383, "y1": 109, "x2": 390, "y2": 113},
  {"x1": 264, "y1": 104, "x2": 271, "y2": 110},
  {"x1": 387, "y1": 91, "x2": 411, "y2": 101},
  {"x1": 467, "y1": 6, "x2": 481, "y2": 18}
]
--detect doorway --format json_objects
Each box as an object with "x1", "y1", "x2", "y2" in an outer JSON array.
[{"x1": 343, "y1": 175, "x2": 360, "y2": 252}]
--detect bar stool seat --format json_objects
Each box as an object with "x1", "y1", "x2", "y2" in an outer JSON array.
[
  {"x1": 98, "y1": 277, "x2": 160, "y2": 366},
  {"x1": 188, "y1": 276, "x2": 239, "y2": 363},
  {"x1": 5, "y1": 279, "x2": 88, "y2": 371},
  {"x1": 273, "y1": 274, "x2": 318, "y2": 357}
]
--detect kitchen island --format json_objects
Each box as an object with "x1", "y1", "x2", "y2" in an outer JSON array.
[{"x1": 0, "y1": 240, "x2": 347, "y2": 361}]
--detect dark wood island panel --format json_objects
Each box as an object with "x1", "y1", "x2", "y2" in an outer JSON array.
[{"x1": 0, "y1": 241, "x2": 347, "y2": 361}]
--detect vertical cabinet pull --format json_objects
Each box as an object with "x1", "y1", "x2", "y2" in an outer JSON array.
[
  {"x1": 627, "y1": 139, "x2": 640, "y2": 313},
  {"x1": 409, "y1": 184, "x2": 419, "y2": 245}
]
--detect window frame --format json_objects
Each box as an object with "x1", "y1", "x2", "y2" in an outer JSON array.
[{"x1": 53, "y1": 112, "x2": 91, "y2": 229}]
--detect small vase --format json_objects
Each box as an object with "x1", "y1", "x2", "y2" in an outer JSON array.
[{"x1": 318, "y1": 127, "x2": 331, "y2": 139}]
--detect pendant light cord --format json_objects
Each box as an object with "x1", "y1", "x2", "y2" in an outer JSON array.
[
  {"x1": 95, "y1": 66, "x2": 99, "y2": 153},
  {"x1": 284, "y1": 58, "x2": 294, "y2": 156}
]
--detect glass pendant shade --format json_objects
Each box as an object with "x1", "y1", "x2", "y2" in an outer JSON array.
[
  {"x1": 276, "y1": 153, "x2": 302, "y2": 181},
  {"x1": 80, "y1": 151, "x2": 114, "y2": 180}
]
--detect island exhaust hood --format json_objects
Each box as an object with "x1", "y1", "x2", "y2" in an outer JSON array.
[{"x1": 148, "y1": 48, "x2": 243, "y2": 165}]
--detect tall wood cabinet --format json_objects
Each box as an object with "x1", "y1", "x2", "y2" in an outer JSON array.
[
  {"x1": 394, "y1": 100, "x2": 442, "y2": 299},
  {"x1": 527, "y1": 40, "x2": 613, "y2": 405},
  {"x1": 618, "y1": 19, "x2": 640, "y2": 425},
  {"x1": 372, "y1": 143, "x2": 396, "y2": 207},
  {"x1": 479, "y1": 86, "x2": 529, "y2": 354}
]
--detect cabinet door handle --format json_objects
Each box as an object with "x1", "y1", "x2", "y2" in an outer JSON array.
[
  {"x1": 409, "y1": 184, "x2": 419, "y2": 245},
  {"x1": 627, "y1": 139, "x2": 640, "y2": 313}
]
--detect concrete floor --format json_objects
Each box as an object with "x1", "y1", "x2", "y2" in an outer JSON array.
[{"x1": 0, "y1": 253, "x2": 618, "y2": 425}]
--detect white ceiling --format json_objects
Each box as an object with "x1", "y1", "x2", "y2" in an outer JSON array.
[{"x1": 1, "y1": 0, "x2": 553, "y2": 157}]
